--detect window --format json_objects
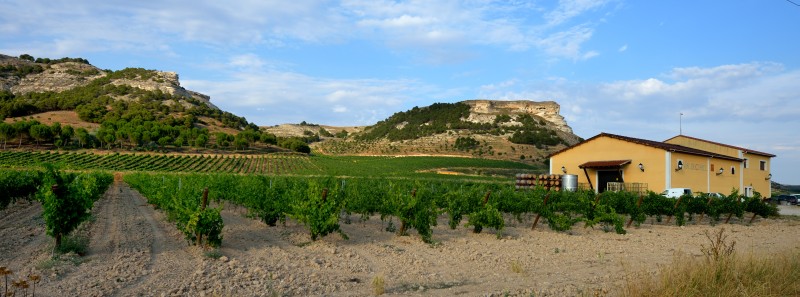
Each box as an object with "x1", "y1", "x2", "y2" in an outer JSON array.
[
  {"x1": 731, "y1": 167, "x2": 735, "y2": 175},
  {"x1": 744, "y1": 158, "x2": 748, "y2": 169},
  {"x1": 760, "y1": 161, "x2": 766, "y2": 171},
  {"x1": 710, "y1": 164, "x2": 715, "y2": 172}
]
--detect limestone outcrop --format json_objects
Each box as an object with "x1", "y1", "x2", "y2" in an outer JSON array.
[
  {"x1": 462, "y1": 100, "x2": 573, "y2": 134},
  {"x1": 0, "y1": 54, "x2": 217, "y2": 110}
]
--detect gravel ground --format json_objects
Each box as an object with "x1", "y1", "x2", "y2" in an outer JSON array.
[
  {"x1": 2, "y1": 183, "x2": 799, "y2": 297},
  {"x1": 778, "y1": 204, "x2": 800, "y2": 216}
]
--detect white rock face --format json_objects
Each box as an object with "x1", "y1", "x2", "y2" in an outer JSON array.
[
  {"x1": 461, "y1": 100, "x2": 573, "y2": 134},
  {"x1": 1, "y1": 54, "x2": 218, "y2": 110},
  {"x1": 11, "y1": 62, "x2": 106, "y2": 94},
  {"x1": 110, "y1": 71, "x2": 218, "y2": 109}
]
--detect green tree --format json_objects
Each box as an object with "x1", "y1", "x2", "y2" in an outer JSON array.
[
  {"x1": 195, "y1": 134, "x2": 208, "y2": 148},
  {"x1": 0, "y1": 123, "x2": 15, "y2": 149},
  {"x1": 60, "y1": 125, "x2": 75, "y2": 147},
  {"x1": 13, "y1": 120, "x2": 34, "y2": 148},
  {"x1": 75, "y1": 128, "x2": 90, "y2": 148},
  {"x1": 104, "y1": 133, "x2": 116, "y2": 149},
  {"x1": 29, "y1": 124, "x2": 53, "y2": 146},
  {"x1": 260, "y1": 132, "x2": 277, "y2": 145},
  {"x1": 158, "y1": 136, "x2": 172, "y2": 147}
]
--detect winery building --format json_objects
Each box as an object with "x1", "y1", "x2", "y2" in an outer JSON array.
[{"x1": 548, "y1": 133, "x2": 775, "y2": 197}]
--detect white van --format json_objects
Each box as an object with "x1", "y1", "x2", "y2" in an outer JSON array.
[{"x1": 662, "y1": 188, "x2": 692, "y2": 198}]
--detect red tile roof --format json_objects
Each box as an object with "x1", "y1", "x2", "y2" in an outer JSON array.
[
  {"x1": 663, "y1": 135, "x2": 776, "y2": 157},
  {"x1": 549, "y1": 133, "x2": 743, "y2": 162},
  {"x1": 578, "y1": 159, "x2": 632, "y2": 169}
]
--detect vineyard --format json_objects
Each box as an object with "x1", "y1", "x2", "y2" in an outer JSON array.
[
  {"x1": 0, "y1": 167, "x2": 790, "y2": 296},
  {"x1": 0, "y1": 168, "x2": 113, "y2": 249},
  {"x1": 0, "y1": 151, "x2": 317, "y2": 175},
  {"x1": 123, "y1": 173, "x2": 780, "y2": 246}
]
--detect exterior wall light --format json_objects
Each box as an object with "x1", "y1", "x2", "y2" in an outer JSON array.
[
  {"x1": 675, "y1": 160, "x2": 683, "y2": 171},
  {"x1": 716, "y1": 168, "x2": 724, "y2": 175},
  {"x1": 638, "y1": 163, "x2": 644, "y2": 172},
  {"x1": 561, "y1": 166, "x2": 567, "y2": 174},
  {"x1": 766, "y1": 173, "x2": 772, "y2": 180}
]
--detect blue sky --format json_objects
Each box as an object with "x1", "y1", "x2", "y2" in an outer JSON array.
[{"x1": 2, "y1": 0, "x2": 799, "y2": 185}]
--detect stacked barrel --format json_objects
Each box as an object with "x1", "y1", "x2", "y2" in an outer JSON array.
[{"x1": 515, "y1": 174, "x2": 562, "y2": 191}]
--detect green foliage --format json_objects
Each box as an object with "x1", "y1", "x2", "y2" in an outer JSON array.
[
  {"x1": 124, "y1": 174, "x2": 224, "y2": 247},
  {"x1": 36, "y1": 166, "x2": 112, "y2": 248},
  {"x1": 0, "y1": 64, "x2": 44, "y2": 79},
  {"x1": 584, "y1": 203, "x2": 626, "y2": 234},
  {"x1": 122, "y1": 172, "x2": 779, "y2": 246},
  {"x1": 466, "y1": 204, "x2": 504, "y2": 235},
  {"x1": 0, "y1": 151, "x2": 316, "y2": 174},
  {"x1": 185, "y1": 207, "x2": 224, "y2": 247},
  {"x1": 0, "y1": 169, "x2": 42, "y2": 208},
  {"x1": 278, "y1": 138, "x2": 311, "y2": 154},
  {"x1": 454, "y1": 136, "x2": 479, "y2": 151},
  {"x1": 744, "y1": 192, "x2": 778, "y2": 219},
  {"x1": 289, "y1": 183, "x2": 346, "y2": 240},
  {"x1": 388, "y1": 184, "x2": 438, "y2": 243}
]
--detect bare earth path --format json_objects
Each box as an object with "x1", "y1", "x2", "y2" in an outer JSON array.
[{"x1": 1, "y1": 182, "x2": 800, "y2": 296}]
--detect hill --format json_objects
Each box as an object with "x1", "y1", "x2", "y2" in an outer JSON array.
[
  {"x1": 0, "y1": 53, "x2": 311, "y2": 153},
  {"x1": 1, "y1": 53, "x2": 581, "y2": 164},
  {"x1": 309, "y1": 100, "x2": 583, "y2": 165}
]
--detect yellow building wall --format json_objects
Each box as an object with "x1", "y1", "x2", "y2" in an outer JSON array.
[
  {"x1": 666, "y1": 135, "x2": 772, "y2": 197},
  {"x1": 550, "y1": 136, "x2": 667, "y2": 193},
  {"x1": 669, "y1": 152, "x2": 710, "y2": 192},
  {"x1": 743, "y1": 153, "x2": 772, "y2": 197},
  {"x1": 706, "y1": 158, "x2": 743, "y2": 195},
  {"x1": 665, "y1": 136, "x2": 740, "y2": 158}
]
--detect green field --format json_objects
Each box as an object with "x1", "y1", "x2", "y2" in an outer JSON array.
[{"x1": 0, "y1": 151, "x2": 545, "y2": 180}]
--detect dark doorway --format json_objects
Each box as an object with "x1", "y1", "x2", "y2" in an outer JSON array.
[{"x1": 598, "y1": 170, "x2": 622, "y2": 193}]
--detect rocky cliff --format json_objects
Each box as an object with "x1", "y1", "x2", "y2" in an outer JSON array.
[
  {"x1": 462, "y1": 100, "x2": 573, "y2": 134},
  {"x1": 11, "y1": 61, "x2": 106, "y2": 94},
  {"x1": 0, "y1": 54, "x2": 217, "y2": 109}
]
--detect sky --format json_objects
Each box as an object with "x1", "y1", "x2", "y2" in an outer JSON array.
[{"x1": 1, "y1": 0, "x2": 799, "y2": 185}]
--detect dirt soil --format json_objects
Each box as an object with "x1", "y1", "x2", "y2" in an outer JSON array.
[{"x1": 2, "y1": 183, "x2": 800, "y2": 297}]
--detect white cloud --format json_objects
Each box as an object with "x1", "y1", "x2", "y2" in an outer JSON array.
[
  {"x1": 545, "y1": 0, "x2": 611, "y2": 27},
  {"x1": 358, "y1": 14, "x2": 434, "y2": 28},
  {"x1": 618, "y1": 44, "x2": 627, "y2": 52},
  {"x1": 182, "y1": 62, "x2": 435, "y2": 126},
  {"x1": 228, "y1": 54, "x2": 265, "y2": 70},
  {"x1": 1, "y1": 0, "x2": 612, "y2": 63},
  {"x1": 535, "y1": 25, "x2": 599, "y2": 61}
]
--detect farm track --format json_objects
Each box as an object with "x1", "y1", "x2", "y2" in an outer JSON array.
[{"x1": 33, "y1": 181, "x2": 196, "y2": 297}]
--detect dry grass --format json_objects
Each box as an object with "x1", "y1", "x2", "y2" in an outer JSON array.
[
  {"x1": 510, "y1": 260, "x2": 524, "y2": 274},
  {"x1": 371, "y1": 274, "x2": 385, "y2": 296},
  {"x1": 3, "y1": 111, "x2": 100, "y2": 131},
  {"x1": 623, "y1": 229, "x2": 800, "y2": 297}
]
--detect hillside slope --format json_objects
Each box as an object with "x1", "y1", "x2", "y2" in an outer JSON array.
[
  {"x1": 0, "y1": 54, "x2": 306, "y2": 153},
  {"x1": 311, "y1": 100, "x2": 583, "y2": 165}
]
